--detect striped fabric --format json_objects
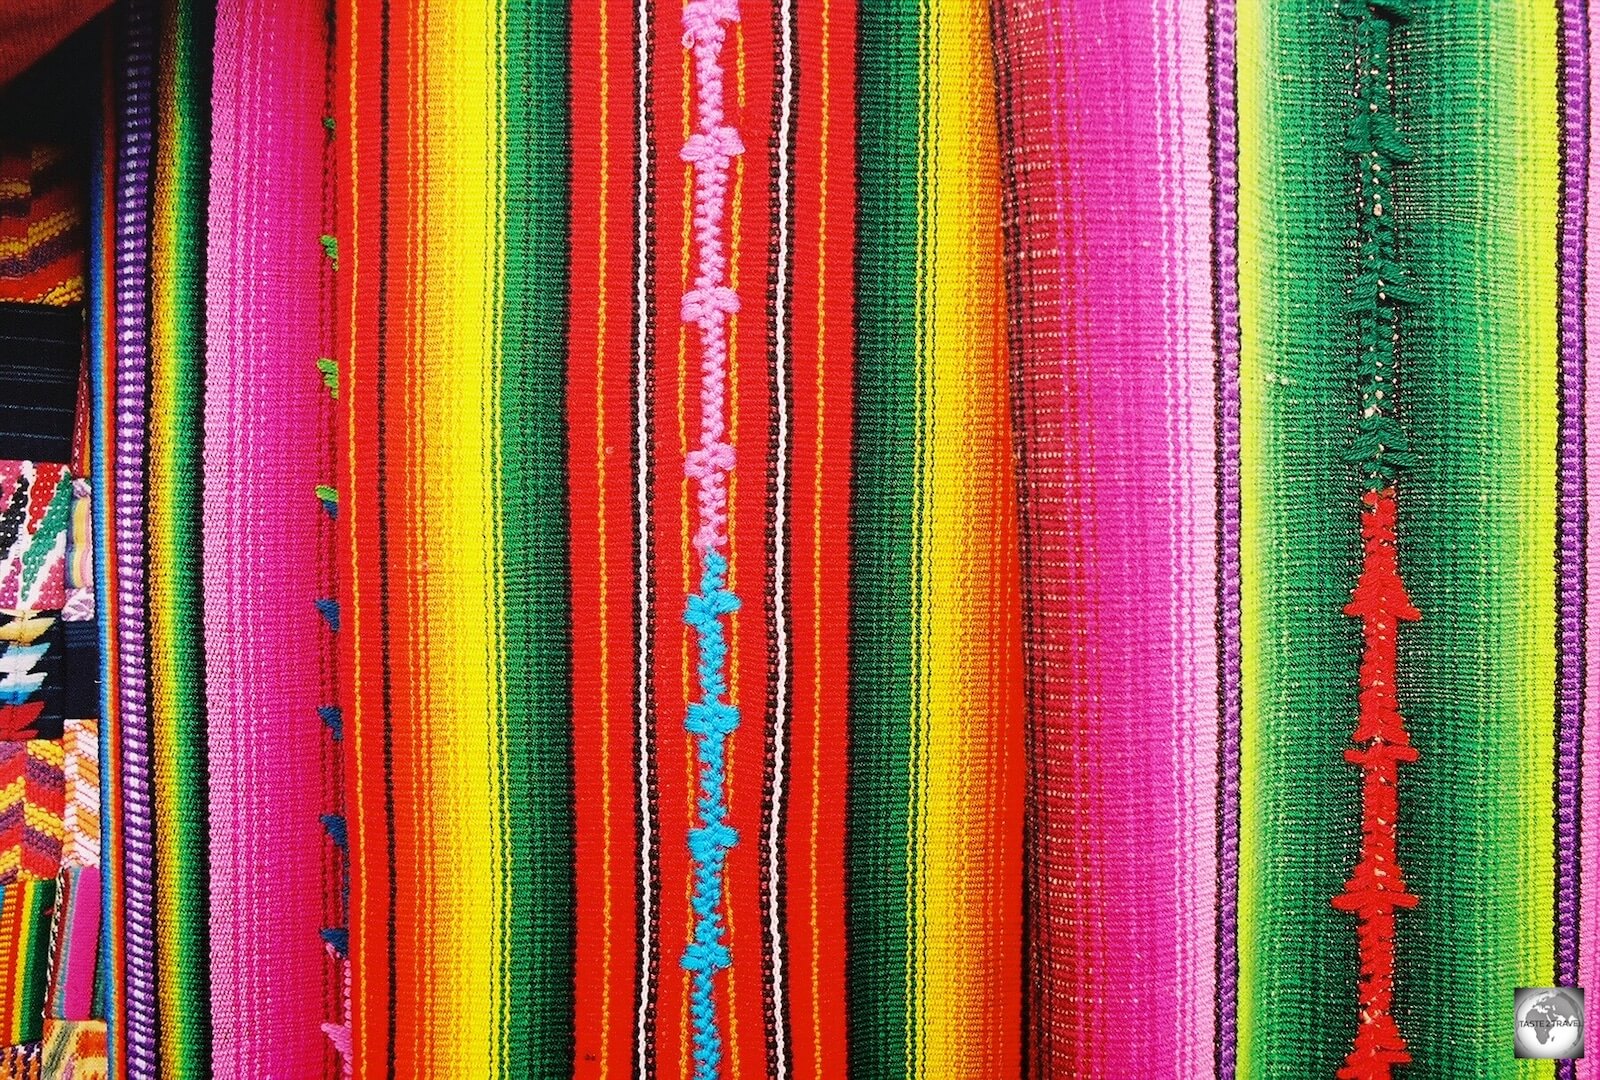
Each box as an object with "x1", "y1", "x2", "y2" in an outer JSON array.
[
  {"x1": 41, "y1": 0, "x2": 1597, "y2": 1077},
  {"x1": 46, "y1": 865, "x2": 98, "y2": 1021},
  {"x1": 0, "y1": 877, "x2": 55, "y2": 1044},
  {"x1": 94, "y1": 0, "x2": 342, "y2": 1077},
  {"x1": 990, "y1": 1, "x2": 1220, "y2": 1073}
]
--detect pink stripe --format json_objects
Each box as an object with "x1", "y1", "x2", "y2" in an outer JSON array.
[
  {"x1": 59, "y1": 866, "x2": 99, "y2": 1021},
  {"x1": 202, "y1": 2, "x2": 334, "y2": 1075},
  {"x1": 1581, "y1": 11, "x2": 1600, "y2": 1076},
  {"x1": 996, "y1": 1, "x2": 1218, "y2": 1074}
]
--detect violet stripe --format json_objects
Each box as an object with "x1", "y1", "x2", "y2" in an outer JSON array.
[
  {"x1": 1210, "y1": 0, "x2": 1242, "y2": 1073},
  {"x1": 1557, "y1": 0, "x2": 1588, "y2": 1009},
  {"x1": 1581, "y1": 7, "x2": 1600, "y2": 1080},
  {"x1": 202, "y1": 3, "x2": 333, "y2": 1075},
  {"x1": 112, "y1": 1, "x2": 160, "y2": 1075}
]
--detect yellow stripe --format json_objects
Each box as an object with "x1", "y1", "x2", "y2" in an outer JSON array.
[
  {"x1": 1509, "y1": 0, "x2": 1559, "y2": 1002},
  {"x1": 415, "y1": 5, "x2": 505, "y2": 1073},
  {"x1": 914, "y1": 2, "x2": 1009, "y2": 1074},
  {"x1": 595, "y1": 3, "x2": 616, "y2": 1074},
  {"x1": 1233, "y1": 1, "x2": 1263, "y2": 1068}
]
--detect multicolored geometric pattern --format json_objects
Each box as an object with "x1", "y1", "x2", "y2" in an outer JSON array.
[
  {"x1": 0, "y1": 464, "x2": 71, "y2": 616},
  {"x1": 0, "y1": 740, "x2": 63, "y2": 884},
  {"x1": 58, "y1": 719, "x2": 95, "y2": 871},
  {"x1": 42, "y1": 1018, "x2": 107, "y2": 1080}
]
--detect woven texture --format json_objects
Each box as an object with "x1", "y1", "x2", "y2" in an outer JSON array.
[
  {"x1": 54, "y1": 0, "x2": 1600, "y2": 1077},
  {"x1": 991, "y1": 1, "x2": 1220, "y2": 1073}
]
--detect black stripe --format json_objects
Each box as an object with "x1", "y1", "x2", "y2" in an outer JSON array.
[{"x1": 632, "y1": 0, "x2": 661, "y2": 1072}]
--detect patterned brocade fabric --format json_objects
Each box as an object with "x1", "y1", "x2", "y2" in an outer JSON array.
[{"x1": 0, "y1": 0, "x2": 1593, "y2": 1077}]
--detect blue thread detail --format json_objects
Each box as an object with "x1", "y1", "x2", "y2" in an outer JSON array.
[
  {"x1": 320, "y1": 927, "x2": 348, "y2": 957},
  {"x1": 681, "y1": 548, "x2": 739, "y2": 1080},
  {"x1": 319, "y1": 704, "x2": 343, "y2": 741},
  {"x1": 321, "y1": 813, "x2": 347, "y2": 850},
  {"x1": 315, "y1": 598, "x2": 340, "y2": 631}
]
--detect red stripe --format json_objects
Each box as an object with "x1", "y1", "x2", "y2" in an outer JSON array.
[
  {"x1": 724, "y1": 8, "x2": 777, "y2": 1079},
  {"x1": 784, "y1": 0, "x2": 855, "y2": 1071},
  {"x1": 335, "y1": 0, "x2": 395, "y2": 1069},
  {"x1": 568, "y1": 0, "x2": 644, "y2": 1072}
]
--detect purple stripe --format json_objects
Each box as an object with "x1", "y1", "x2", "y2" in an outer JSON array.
[
  {"x1": 1210, "y1": 0, "x2": 1242, "y2": 1075},
  {"x1": 113, "y1": 1, "x2": 159, "y2": 1076},
  {"x1": 1557, "y1": 0, "x2": 1588, "y2": 1005}
]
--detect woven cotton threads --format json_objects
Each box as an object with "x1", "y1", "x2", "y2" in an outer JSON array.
[{"x1": 679, "y1": 1, "x2": 743, "y2": 1078}]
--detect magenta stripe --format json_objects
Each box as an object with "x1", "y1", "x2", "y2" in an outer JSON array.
[
  {"x1": 201, "y1": 3, "x2": 334, "y2": 1075},
  {"x1": 995, "y1": 1, "x2": 1219, "y2": 1074},
  {"x1": 1557, "y1": 0, "x2": 1588, "y2": 1017}
]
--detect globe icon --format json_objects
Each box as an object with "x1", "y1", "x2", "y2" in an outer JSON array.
[{"x1": 1515, "y1": 989, "x2": 1584, "y2": 1058}]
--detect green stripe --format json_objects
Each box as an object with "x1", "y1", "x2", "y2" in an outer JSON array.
[
  {"x1": 497, "y1": 0, "x2": 574, "y2": 1073},
  {"x1": 15, "y1": 881, "x2": 53, "y2": 1042},
  {"x1": 1236, "y1": 1, "x2": 1361, "y2": 1073},
  {"x1": 1392, "y1": 4, "x2": 1559, "y2": 1074},
  {"x1": 155, "y1": 0, "x2": 213, "y2": 1072},
  {"x1": 849, "y1": 2, "x2": 921, "y2": 1074}
]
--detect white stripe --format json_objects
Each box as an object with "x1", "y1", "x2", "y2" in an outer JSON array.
[
  {"x1": 769, "y1": 0, "x2": 794, "y2": 1074},
  {"x1": 634, "y1": 0, "x2": 657, "y2": 1070}
]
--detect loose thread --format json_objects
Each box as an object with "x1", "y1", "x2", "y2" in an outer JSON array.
[
  {"x1": 1334, "y1": 5, "x2": 1420, "y2": 1079},
  {"x1": 679, "y1": 1, "x2": 744, "y2": 1078}
]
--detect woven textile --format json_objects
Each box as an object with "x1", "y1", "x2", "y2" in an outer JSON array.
[
  {"x1": 93, "y1": 0, "x2": 342, "y2": 1076},
  {"x1": 990, "y1": 2, "x2": 1220, "y2": 1073},
  {"x1": 0, "y1": 145, "x2": 86, "y2": 309},
  {"x1": 43, "y1": 0, "x2": 1600, "y2": 1077}
]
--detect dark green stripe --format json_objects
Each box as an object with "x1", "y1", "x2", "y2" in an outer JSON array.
[
  {"x1": 16, "y1": 881, "x2": 54, "y2": 1042},
  {"x1": 849, "y1": 2, "x2": 920, "y2": 1075},
  {"x1": 157, "y1": 0, "x2": 213, "y2": 1072},
  {"x1": 498, "y1": 0, "x2": 574, "y2": 1073},
  {"x1": 1238, "y1": 1, "x2": 1361, "y2": 1073}
]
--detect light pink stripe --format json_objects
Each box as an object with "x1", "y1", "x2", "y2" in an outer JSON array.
[{"x1": 202, "y1": 2, "x2": 333, "y2": 1075}]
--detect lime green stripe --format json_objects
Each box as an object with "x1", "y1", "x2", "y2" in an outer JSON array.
[{"x1": 1392, "y1": 4, "x2": 1559, "y2": 1074}]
